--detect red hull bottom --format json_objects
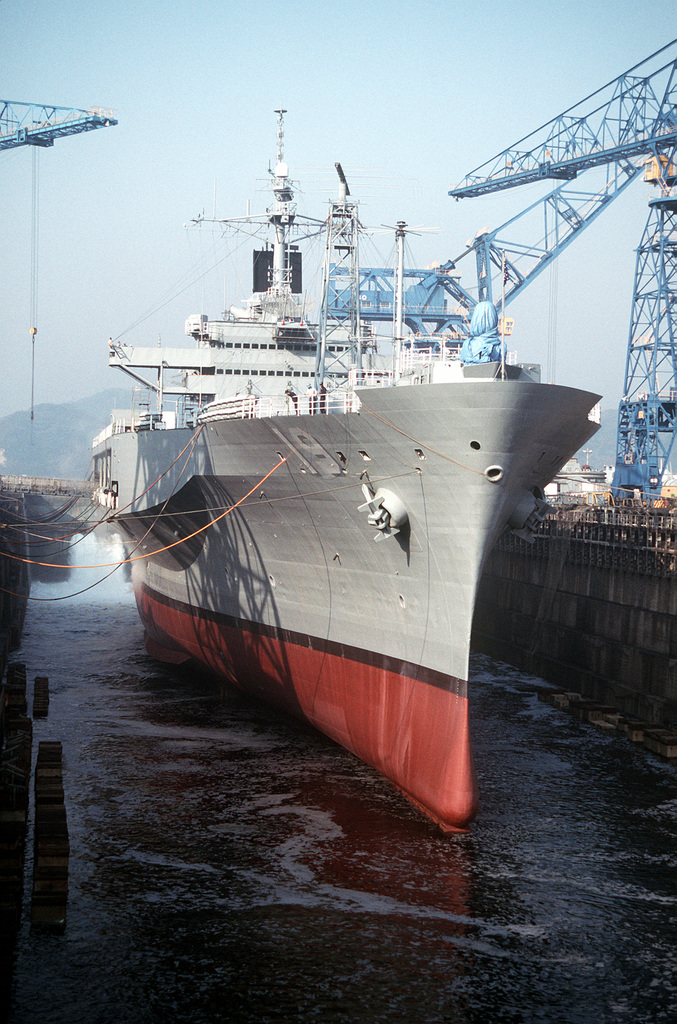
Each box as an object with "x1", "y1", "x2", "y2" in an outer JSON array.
[{"x1": 138, "y1": 588, "x2": 479, "y2": 832}]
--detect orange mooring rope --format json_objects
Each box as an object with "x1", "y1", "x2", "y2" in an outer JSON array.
[
  {"x1": 0, "y1": 457, "x2": 287, "y2": 571},
  {"x1": 5, "y1": 425, "x2": 206, "y2": 546}
]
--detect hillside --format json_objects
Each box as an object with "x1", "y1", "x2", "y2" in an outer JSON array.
[{"x1": 0, "y1": 390, "x2": 121, "y2": 480}]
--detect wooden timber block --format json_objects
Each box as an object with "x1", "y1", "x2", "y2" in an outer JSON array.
[
  {"x1": 35, "y1": 741, "x2": 61, "y2": 759},
  {"x1": 621, "y1": 721, "x2": 646, "y2": 742},
  {"x1": 586, "y1": 706, "x2": 618, "y2": 725},
  {"x1": 32, "y1": 876, "x2": 68, "y2": 895},
  {"x1": 568, "y1": 699, "x2": 601, "y2": 722},
  {"x1": 30, "y1": 895, "x2": 67, "y2": 929},
  {"x1": 539, "y1": 690, "x2": 570, "y2": 709},
  {"x1": 644, "y1": 730, "x2": 677, "y2": 758}
]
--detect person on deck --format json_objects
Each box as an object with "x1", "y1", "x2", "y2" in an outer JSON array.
[{"x1": 285, "y1": 385, "x2": 299, "y2": 415}]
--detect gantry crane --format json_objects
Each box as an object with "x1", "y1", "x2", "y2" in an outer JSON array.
[
  {"x1": 614, "y1": 159, "x2": 677, "y2": 493},
  {"x1": 445, "y1": 40, "x2": 677, "y2": 497},
  {"x1": 355, "y1": 43, "x2": 676, "y2": 338}
]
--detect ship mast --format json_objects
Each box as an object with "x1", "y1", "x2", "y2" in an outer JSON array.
[
  {"x1": 316, "y1": 162, "x2": 363, "y2": 383},
  {"x1": 269, "y1": 108, "x2": 295, "y2": 299},
  {"x1": 190, "y1": 111, "x2": 325, "y2": 324},
  {"x1": 393, "y1": 222, "x2": 406, "y2": 380}
]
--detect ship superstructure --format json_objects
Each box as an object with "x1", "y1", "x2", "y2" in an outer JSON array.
[{"x1": 104, "y1": 111, "x2": 379, "y2": 433}]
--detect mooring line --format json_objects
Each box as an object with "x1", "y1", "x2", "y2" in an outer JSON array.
[{"x1": 0, "y1": 457, "x2": 287, "y2": 572}]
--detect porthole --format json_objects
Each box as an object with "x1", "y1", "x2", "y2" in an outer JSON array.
[
  {"x1": 484, "y1": 464, "x2": 504, "y2": 483},
  {"x1": 470, "y1": 440, "x2": 481, "y2": 451}
]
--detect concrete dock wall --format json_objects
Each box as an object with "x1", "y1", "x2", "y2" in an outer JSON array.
[
  {"x1": 0, "y1": 494, "x2": 29, "y2": 681},
  {"x1": 473, "y1": 506, "x2": 677, "y2": 728}
]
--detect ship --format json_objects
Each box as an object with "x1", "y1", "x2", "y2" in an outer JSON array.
[{"x1": 91, "y1": 113, "x2": 601, "y2": 831}]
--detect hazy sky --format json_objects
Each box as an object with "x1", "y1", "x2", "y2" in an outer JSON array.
[{"x1": 1, "y1": 1, "x2": 674, "y2": 430}]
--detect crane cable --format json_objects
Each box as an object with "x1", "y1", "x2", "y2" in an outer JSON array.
[{"x1": 30, "y1": 147, "x2": 39, "y2": 429}]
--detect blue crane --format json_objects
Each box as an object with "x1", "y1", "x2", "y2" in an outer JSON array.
[
  {"x1": 2, "y1": 99, "x2": 117, "y2": 421},
  {"x1": 0, "y1": 100, "x2": 117, "y2": 150},
  {"x1": 446, "y1": 40, "x2": 677, "y2": 497},
  {"x1": 614, "y1": 163, "x2": 677, "y2": 495}
]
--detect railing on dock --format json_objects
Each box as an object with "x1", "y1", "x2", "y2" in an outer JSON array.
[
  {"x1": 500, "y1": 505, "x2": 677, "y2": 576},
  {"x1": 0, "y1": 475, "x2": 95, "y2": 497}
]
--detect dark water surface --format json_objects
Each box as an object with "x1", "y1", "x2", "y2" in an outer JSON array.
[{"x1": 6, "y1": 535, "x2": 677, "y2": 1023}]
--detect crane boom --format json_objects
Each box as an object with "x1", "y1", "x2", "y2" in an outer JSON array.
[
  {"x1": 449, "y1": 41, "x2": 677, "y2": 199},
  {"x1": 0, "y1": 100, "x2": 117, "y2": 150},
  {"x1": 2, "y1": 98, "x2": 117, "y2": 424},
  {"x1": 444, "y1": 41, "x2": 677, "y2": 309},
  {"x1": 450, "y1": 159, "x2": 641, "y2": 307}
]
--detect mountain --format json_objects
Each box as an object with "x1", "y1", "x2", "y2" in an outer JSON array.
[{"x1": 0, "y1": 390, "x2": 121, "y2": 480}]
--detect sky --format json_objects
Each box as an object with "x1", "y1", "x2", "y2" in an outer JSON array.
[{"x1": 1, "y1": 0, "x2": 675, "y2": 443}]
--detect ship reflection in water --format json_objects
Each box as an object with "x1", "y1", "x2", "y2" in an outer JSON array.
[{"x1": 7, "y1": 535, "x2": 677, "y2": 1024}]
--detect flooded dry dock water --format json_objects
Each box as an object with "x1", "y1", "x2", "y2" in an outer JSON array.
[{"x1": 5, "y1": 534, "x2": 677, "y2": 1024}]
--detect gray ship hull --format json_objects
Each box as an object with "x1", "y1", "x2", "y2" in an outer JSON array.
[{"x1": 95, "y1": 378, "x2": 600, "y2": 830}]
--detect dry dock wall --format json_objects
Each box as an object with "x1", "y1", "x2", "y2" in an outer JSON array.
[
  {"x1": 472, "y1": 507, "x2": 677, "y2": 728},
  {"x1": 0, "y1": 494, "x2": 28, "y2": 680}
]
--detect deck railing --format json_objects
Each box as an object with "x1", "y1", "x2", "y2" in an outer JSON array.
[{"x1": 198, "y1": 389, "x2": 361, "y2": 423}]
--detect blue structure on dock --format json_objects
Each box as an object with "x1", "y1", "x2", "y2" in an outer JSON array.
[{"x1": 329, "y1": 258, "x2": 474, "y2": 338}]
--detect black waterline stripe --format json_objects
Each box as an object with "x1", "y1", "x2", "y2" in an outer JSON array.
[{"x1": 143, "y1": 583, "x2": 466, "y2": 698}]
